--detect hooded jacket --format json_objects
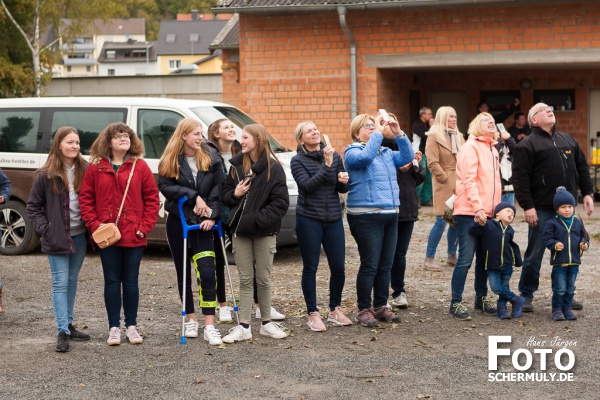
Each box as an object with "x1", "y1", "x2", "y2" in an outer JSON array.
[
  {"x1": 344, "y1": 132, "x2": 414, "y2": 210},
  {"x1": 222, "y1": 150, "x2": 289, "y2": 237},
  {"x1": 453, "y1": 135, "x2": 501, "y2": 217},
  {"x1": 291, "y1": 143, "x2": 348, "y2": 223},
  {"x1": 80, "y1": 157, "x2": 160, "y2": 247}
]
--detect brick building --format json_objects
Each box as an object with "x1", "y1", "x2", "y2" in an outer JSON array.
[{"x1": 211, "y1": 0, "x2": 600, "y2": 158}]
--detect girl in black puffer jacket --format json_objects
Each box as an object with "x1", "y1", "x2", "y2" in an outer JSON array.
[
  {"x1": 221, "y1": 124, "x2": 289, "y2": 343},
  {"x1": 158, "y1": 117, "x2": 225, "y2": 346}
]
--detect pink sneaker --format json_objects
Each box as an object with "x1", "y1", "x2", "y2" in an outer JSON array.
[
  {"x1": 327, "y1": 307, "x2": 353, "y2": 326},
  {"x1": 126, "y1": 325, "x2": 143, "y2": 344},
  {"x1": 307, "y1": 311, "x2": 326, "y2": 332}
]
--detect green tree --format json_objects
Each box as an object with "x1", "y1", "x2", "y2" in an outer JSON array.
[{"x1": 0, "y1": 0, "x2": 123, "y2": 97}]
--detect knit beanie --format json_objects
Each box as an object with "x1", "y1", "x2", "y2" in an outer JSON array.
[
  {"x1": 553, "y1": 186, "x2": 576, "y2": 211},
  {"x1": 494, "y1": 201, "x2": 516, "y2": 217}
]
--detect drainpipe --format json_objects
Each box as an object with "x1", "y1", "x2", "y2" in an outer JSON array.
[{"x1": 338, "y1": 6, "x2": 357, "y2": 119}]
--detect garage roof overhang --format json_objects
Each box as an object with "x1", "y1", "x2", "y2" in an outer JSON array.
[
  {"x1": 212, "y1": 0, "x2": 590, "y2": 15},
  {"x1": 367, "y1": 48, "x2": 600, "y2": 71}
]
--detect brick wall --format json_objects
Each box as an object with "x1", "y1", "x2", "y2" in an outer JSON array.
[{"x1": 232, "y1": 2, "x2": 600, "y2": 152}]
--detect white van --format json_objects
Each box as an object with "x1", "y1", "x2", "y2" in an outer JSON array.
[{"x1": 0, "y1": 97, "x2": 298, "y2": 255}]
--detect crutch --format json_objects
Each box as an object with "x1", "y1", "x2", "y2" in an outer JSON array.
[
  {"x1": 212, "y1": 220, "x2": 240, "y2": 325},
  {"x1": 177, "y1": 196, "x2": 201, "y2": 345}
]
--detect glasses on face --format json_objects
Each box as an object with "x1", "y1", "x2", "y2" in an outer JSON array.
[
  {"x1": 112, "y1": 133, "x2": 130, "y2": 140},
  {"x1": 361, "y1": 123, "x2": 375, "y2": 129},
  {"x1": 532, "y1": 106, "x2": 554, "y2": 118}
]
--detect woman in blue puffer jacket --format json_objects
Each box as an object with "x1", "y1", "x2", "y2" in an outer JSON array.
[{"x1": 344, "y1": 113, "x2": 414, "y2": 327}]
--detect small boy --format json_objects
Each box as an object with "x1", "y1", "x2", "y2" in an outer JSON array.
[
  {"x1": 469, "y1": 202, "x2": 524, "y2": 319},
  {"x1": 543, "y1": 187, "x2": 589, "y2": 321}
]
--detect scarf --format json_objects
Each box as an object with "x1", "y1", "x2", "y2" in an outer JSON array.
[
  {"x1": 447, "y1": 129, "x2": 461, "y2": 154},
  {"x1": 557, "y1": 214, "x2": 574, "y2": 228}
]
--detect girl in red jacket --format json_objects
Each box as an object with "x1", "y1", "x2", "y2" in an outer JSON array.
[{"x1": 79, "y1": 123, "x2": 159, "y2": 346}]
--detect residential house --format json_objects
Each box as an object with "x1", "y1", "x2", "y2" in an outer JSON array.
[
  {"x1": 98, "y1": 39, "x2": 158, "y2": 76},
  {"x1": 57, "y1": 18, "x2": 145, "y2": 77},
  {"x1": 211, "y1": 0, "x2": 600, "y2": 157},
  {"x1": 156, "y1": 19, "x2": 228, "y2": 75}
]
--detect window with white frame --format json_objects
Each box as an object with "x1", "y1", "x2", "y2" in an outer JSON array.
[{"x1": 168, "y1": 59, "x2": 181, "y2": 70}]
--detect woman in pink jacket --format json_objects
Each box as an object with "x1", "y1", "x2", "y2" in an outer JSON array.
[{"x1": 449, "y1": 112, "x2": 501, "y2": 320}]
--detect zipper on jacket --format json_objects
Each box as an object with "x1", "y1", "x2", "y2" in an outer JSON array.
[
  {"x1": 552, "y1": 137, "x2": 567, "y2": 184},
  {"x1": 489, "y1": 144, "x2": 497, "y2": 215},
  {"x1": 558, "y1": 218, "x2": 573, "y2": 265}
]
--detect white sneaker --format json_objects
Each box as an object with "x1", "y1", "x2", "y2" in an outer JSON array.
[
  {"x1": 259, "y1": 322, "x2": 288, "y2": 339},
  {"x1": 390, "y1": 292, "x2": 408, "y2": 308},
  {"x1": 255, "y1": 306, "x2": 286, "y2": 321},
  {"x1": 219, "y1": 306, "x2": 233, "y2": 322},
  {"x1": 126, "y1": 325, "x2": 143, "y2": 345},
  {"x1": 184, "y1": 321, "x2": 199, "y2": 338},
  {"x1": 203, "y1": 325, "x2": 223, "y2": 346},
  {"x1": 107, "y1": 327, "x2": 121, "y2": 346},
  {"x1": 222, "y1": 325, "x2": 252, "y2": 343}
]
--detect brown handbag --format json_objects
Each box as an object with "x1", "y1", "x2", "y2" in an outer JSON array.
[{"x1": 92, "y1": 159, "x2": 137, "y2": 248}]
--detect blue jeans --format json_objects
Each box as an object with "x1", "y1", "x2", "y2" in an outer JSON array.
[
  {"x1": 425, "y1": 216, "x2": 457, "y2": 258},
  {"x1": 297, "y1": 215, "x2": 346, "y2": 314},
  {"x1": 501, "y1": 192, "x2": 515, "y2": 204},
  {"x1": 348, "y1": 213, "x2": 398, "y2": 310},
  {"x1": 390, "y1": 220, "x2": 414, "y2": 298},
  {"x1": 518, "y1": 209, "x2": 555, "y2": 299},
  {"x1": 450, "y1": 215, "x2": 488, "y2": 305},
  {"x1": 551, "y1": 265, "x2": 579, "y2": 308},
  {"x1": 488, "y1": 266, "x2": 516, "y2": 306},
  {"x1": 48, "y1": 233, "x2": 87, "y2": 334},
  {"x1": 99, "y1": 245, "x2": 145, "y2": 329}
]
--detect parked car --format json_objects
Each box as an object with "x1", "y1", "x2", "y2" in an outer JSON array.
[{"x1": 0, "y1": 97, "x2": 298, "y2": 255}]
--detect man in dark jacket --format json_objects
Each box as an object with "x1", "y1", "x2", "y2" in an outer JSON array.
[{"x1": 512, "y1": 102, "x2": 594, "y2": 313}]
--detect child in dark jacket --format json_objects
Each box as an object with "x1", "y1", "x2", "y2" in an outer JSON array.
[
  {"x1": 469, "y1": 202, "x2": 524, "y2": 319},
  {"x1": 543, "y1": 187, "x2": 589, "y2": 321}
]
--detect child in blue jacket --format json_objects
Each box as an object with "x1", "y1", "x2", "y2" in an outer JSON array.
[
  {"x1": 469, "y1": 202, "x2": 524, "y2": 319},
  {"x1": 543, "y1": 187, "x2": 589, "y2": 321}
]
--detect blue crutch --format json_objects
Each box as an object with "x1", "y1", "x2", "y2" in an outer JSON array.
[{"x1": 177, "y1": 196, "x2": 200, "y2": 345}]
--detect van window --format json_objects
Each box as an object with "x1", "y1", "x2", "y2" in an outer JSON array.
[
  {"x1": 138, "y1": 109, "x2": 184, "y2": 158},
  {"x1": 49, "y1": 109, "x2": 127, "y2": 155},
  {"x1": 0, "y1": 110, "x2": 42, "y2": 153}
]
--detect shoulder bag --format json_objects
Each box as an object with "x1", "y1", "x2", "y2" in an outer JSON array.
[{"x1": 92, "y1": 159, "x2": 137, "y2": 248}]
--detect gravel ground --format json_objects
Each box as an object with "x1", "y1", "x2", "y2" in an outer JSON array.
[{"x1": 1, "y1": 205, "x2": 600, "y2": 399}]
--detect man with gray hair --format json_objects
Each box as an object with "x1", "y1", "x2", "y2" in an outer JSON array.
[
  {"x1": 512, "y1": 102, "x2": 594, "y2": 312},
  {"x1": 412, "y1": 106, "x2": 433, "y2": 206}
]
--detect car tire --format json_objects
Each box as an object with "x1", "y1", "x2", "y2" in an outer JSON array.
[{"x1": 0, "y1": 200, "x2": 40, "y2": 255}]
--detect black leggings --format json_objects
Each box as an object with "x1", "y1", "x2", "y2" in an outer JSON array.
[
  {"x1": 166, "y1": 215, "x2": 216, "y2": 316},
  {"x1": 213, "y1": 230, "x2": 227, "y2": 304}
]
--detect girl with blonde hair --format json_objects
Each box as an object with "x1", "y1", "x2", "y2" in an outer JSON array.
[{"x1": 158, "y1": 117, "x2": 225, "y2": 345}]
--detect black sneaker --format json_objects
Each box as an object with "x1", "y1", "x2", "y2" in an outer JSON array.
[
  {"x1": 474, "y1": 296, "x2": 497, "y2": 315},
  {"x1": 571, "y1": 300, "x2": 583, "y2": 310},
  {"x1": 56, "y1": 331, "x2": 71, "y2": 352},
  {"x1": 449, "y1": 303, "x2": 472, "y2": 320},
  {"x1": 521, "y1": 297, "x2": 534, "y2": 312},
  {"x1": 69, "y1": 324, "x2": 90, "y2": 341}
]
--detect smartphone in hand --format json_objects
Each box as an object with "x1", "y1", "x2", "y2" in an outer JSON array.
[
  {"x1": 379, "y1": 109, "x2": 390, "y2": 122},
  {"x1": 496, "y1": 123, "x2": 508, "y2": 134},
  {"x1": 323, "y1": 134, "x2": 332, "y2": 147}
]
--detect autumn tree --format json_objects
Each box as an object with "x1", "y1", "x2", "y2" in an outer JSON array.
[{"x1": 0, "y1": 0, "x2": 123, "y2": 97}]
